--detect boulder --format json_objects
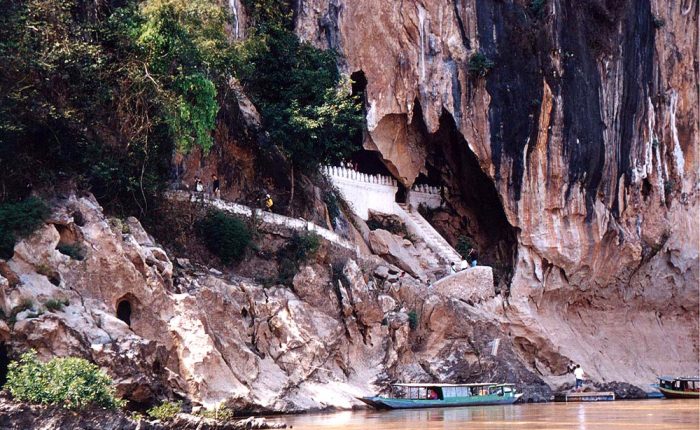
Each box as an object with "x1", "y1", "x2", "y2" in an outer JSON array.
[
  {"x1": 368, "y1": 229, "x2": 425, "y2": 279},
  {"x1": 432, "y1": 267, "x2": 494, "y2": 304}
]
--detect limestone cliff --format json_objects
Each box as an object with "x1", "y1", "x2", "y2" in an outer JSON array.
[
  {"x1": 294, "y1": 0, "x2": 699, "y2": 385},
  {"x1": 0, "y1": 195, "x2": 550, "y2": 412}
]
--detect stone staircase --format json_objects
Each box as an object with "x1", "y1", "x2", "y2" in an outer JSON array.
[{"x1": 394, "y1": 203, "x2": 463, "y2": 264}]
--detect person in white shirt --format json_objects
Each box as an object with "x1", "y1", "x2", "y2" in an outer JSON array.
[
  {"x1": 449, "y1": 262, "x2": 457, "y2": 274},
  {"x1": 574, "y1": 364, "x2": 585, "y2": 391},
  {"x1": 460, "y1": 259, "x2": 468, "y2": 271}
]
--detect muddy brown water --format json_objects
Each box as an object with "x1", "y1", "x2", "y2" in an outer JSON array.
[{"x1": 267, "y1": 399, "x2": 700, "y2": 429}]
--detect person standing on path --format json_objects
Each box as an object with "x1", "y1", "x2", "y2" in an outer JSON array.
[
  {"x1": 468, "y1": 248, "x2": 479, "y2": 267},
  {"x1": 264, "y1": 194, "x2": 274, "y2": 212},
  {"x1": 211, "y1": 174, "x2": 221, "y2": 199}
]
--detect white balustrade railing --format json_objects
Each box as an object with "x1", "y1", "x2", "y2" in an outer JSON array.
[
  {"x1": 411, "y1": 184, "x2": 441, "y2": 195},
  {"x1": 322, "y1": 165, "x2": 398, "y2": 220},
  {"x1": 322, "y1": 166, "x2": 397, "y2": 187}
]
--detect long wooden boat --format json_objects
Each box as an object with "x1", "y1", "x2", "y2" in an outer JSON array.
[
  {"x1": 358, "y1": 382, "x2": 523, "y2": 409},
  {"x1": 658, "y1": 376, "x2": 700, "y2": 399}
]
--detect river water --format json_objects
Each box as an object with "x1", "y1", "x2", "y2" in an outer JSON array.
[{"x1": 268, "y1": 399, "x2": 699, "y2": 430}]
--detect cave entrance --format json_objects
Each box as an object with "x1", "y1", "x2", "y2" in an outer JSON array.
[
  {"x1": 0, "y1": 343, "x2": 8, "y2": 387},
  {"x1": 116, "y1": 299, "x2": 132, "y2": 327},
  {"x1": 350, "y1": 70, "x2": 367, "y2": 98},
  {"x1": 424, "y1": 111, "x2": 517, "y2": 278},
  {"x1": 395, "y1": 183, "x2": 408, "y2": 204}
]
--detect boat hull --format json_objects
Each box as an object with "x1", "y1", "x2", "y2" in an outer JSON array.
[
  {"x1": 659, "y1": 387, "x2": 700, "y2": 399},
  {"x1": 358, "y1": 394, "x2": 522, "y2": 410}
]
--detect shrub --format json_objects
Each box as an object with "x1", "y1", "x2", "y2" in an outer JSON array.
[
  {"x1": 45, "y1": 298, "x2": 69, "y2": 312},
  {"x1": 57, "y1": 244, "x2": 86, "y2": 261},
  {"x1": 197, "y1": 210, "x2": 252, "y2": 264},
  {"x1": 455, "y1": 235, "x2": 474, "y2": 260},
  {"x1": 366, "y1": 217, "x2": 408, "y2": 237},
  {"x1": 196, "y1": 404, "x2": 234, "y2": 421},
  {"x1": 147, "y1": 401, "x2": 182, "y2": 421},
  {"x1": 323, "y1": 191, "x2": 341, "y2": 225},
  {"x1": 276, "y1": 232, "x2": 321, "y2": 286},
  {"x1": 5, "y1": 350, "x2": 125, "y2": 410},
  {"x1": 277, "y1": 257, "x2": 298, "y2": 286},
  {"x1": 408, "y1": 310, "x2": 419, "y2": 330},
  {"x1": 468, "y1": 52, "x2": 494, "y2": 78},
  {"x1": 289, "y1": 232, "x2": 320, "y2": 262},
  {"x1": 0, "y1": 197, "x2": 50, "y2": 259}
]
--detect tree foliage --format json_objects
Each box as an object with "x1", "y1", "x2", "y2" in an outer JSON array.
[
  {"x1": 0, "y1": 197, "x2": 50, "y2": 259},
  {"x1": 0, "y1": 0, "x2": 228, "y2": 212},
  {"x1": 237, "y1": 1, "x2": 363, "y2": 172}
]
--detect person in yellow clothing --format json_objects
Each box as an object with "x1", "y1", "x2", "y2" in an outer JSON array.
[{"x1": 264, "y1": 194, "x2": 274, "y2": 212}]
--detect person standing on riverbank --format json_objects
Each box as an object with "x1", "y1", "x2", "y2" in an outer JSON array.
[{"x1": 574, "y1": 364, "x2": 586, "y2": 391}]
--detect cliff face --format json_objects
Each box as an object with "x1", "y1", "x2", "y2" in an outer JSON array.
[
  {"x1": 0, "y1": 195, "x2": 550, "y2": 411},
  {"x1": 295, "y1": 0, "x2": 699, "y2": 384}
]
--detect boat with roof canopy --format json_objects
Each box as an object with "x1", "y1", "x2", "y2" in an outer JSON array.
[
  {"x1": 358, "y1": 382, "x2": 523, "y2": 409},
  {"x1": 658, "y1": 376, "x2": 700, "y2": 399}
]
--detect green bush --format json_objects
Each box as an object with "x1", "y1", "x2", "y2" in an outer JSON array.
[
  {"x1": 0, "y1": 197, "x2": 50, "y2": 259},
  {"x1": 289, "y1": 232, "x2": 320, "y2": 262},
  {"x1": 197, "y1": 210, "x2": 252, "y2": 264},
  {"x1": 147, "y1": 401, "x2": 181, "y2": 421},
  {"x1": 276, "y1": 232, "x2": 320, "y2": 286},
  {"x1": 323, "y1": 191, "x2": 341, "y2": 225},
  {"x1": 408, "y1": 310, "x2": 419, "y2": 330},
  {"x1": 45, "y1": 298, "x2": 69, "y2": 312},
  {"x1": 468, "y1": 52, "x2": 494, "y2": 77},
  {"x1": 196, "y1": 404, "x2": 234, "y2": 421},
  {"x1": 277, "y1": 257, "x2": 298, "y2": 286},
  {"x1": 5, "y1": 350, "x2": 124, "y2": 410}
]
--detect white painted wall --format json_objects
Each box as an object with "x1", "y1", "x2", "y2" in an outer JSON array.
[{"x1": 322, "y1": 166, "x2": 398, "y2": 220}]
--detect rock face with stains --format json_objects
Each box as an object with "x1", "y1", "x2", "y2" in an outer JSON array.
[
  {"x1": 294, "y1": 0, "x2": 698, "y2": 386},
  {"x1": 0, "y1": 195, "x2": 547, "y2": 411}
]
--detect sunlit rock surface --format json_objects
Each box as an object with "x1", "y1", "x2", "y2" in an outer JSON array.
[{"x1": 295, "y1": 0, "x2": 699, "y2": 387}]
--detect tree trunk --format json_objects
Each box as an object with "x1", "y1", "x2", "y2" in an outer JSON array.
[{"x1": 289, "y1": 164, "x2": 295, "y2": 217}]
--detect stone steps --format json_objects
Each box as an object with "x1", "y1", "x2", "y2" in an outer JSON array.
[{"x1": 396, "y1": 203, "x2": 462, "y2": 264}]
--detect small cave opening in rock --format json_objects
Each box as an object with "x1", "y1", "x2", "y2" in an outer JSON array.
[
  {"x1": 0, "y1": 343, "x2": 8, "y2": 387},
  {"x1": 350, "y1": 70, "x2": 367, "y2": 98},
  {"x1": 395, "y1": 183, "x2": 408, "y2": 204},
  {"x1": 116, "y1": 299, "x2": 132, "y2": 327},
  {"x1": 641, "y1": 178, "x2": 652, "y2": 200}
]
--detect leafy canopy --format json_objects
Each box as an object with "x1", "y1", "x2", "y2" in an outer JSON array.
[{"x1": 237, "y1": 1, "x2": 363, "y2": 172}]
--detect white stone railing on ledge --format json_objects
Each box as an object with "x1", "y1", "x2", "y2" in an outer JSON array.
[
  {"x1": 164, "y1": 191, "x2": 358, "y2": 253},
  {"x1": 411, "y1": 184, "x2": 440, "y2": 195},
  {"x1": 409, "y1": 184, "x2": 443, "y2": 210},
  {"x1": 321, "y1": 166, "x2": 398, "y2": 186},
  {"x1": 322, "y1": 165, "x2": 398, "y2": 220}
]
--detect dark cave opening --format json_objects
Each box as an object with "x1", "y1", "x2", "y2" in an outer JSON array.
[
  {"x1": 350, "y1": 149, "x2": 394, "y2": 177},
  {"x1": 350, "y1": 70, "x2": 367, "y2": 98},
  {"x1": 116, "y1": 299, "x2": 132, "y2": 327},
  {"x1": 420, "y1": 107, "x2": 517, "y2": 275}
]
